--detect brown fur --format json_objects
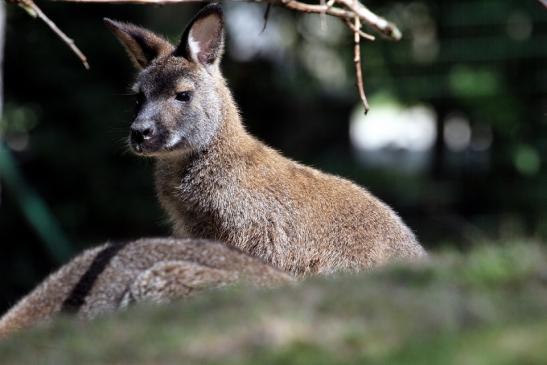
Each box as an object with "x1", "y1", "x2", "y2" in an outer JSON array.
[
  {"x1": 0, "y1": 238, "x2": 291, "y2": 338},
  {"x1": 106, "y1": 4, "x2": 426, "y2": 277}
]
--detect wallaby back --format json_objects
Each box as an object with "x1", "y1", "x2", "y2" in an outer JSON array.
[{"x1": 0, "y1": 238, "x2": 291, "y2": 338}]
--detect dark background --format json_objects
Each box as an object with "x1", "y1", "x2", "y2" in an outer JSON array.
[{"x1": 1, "y1": 0, "x2": 546, "y2": 312}]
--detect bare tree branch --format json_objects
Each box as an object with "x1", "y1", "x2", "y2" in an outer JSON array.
[
  {"x1": 55, "y1": 0, "x2": 402, "y2": 41},
  {"x1": 10, "y1": 0, "x2": 402, "y2": 110},
  {"x1": 52, "y1": 0, "x2": 400, "y2": 110},
  {"x1": 337, "y1": 0, "x2": 401, "y2": 40},
  {"x1": 345, "y1": 17, "x2": 375, "y2": 41},
  {"x1": 8, "y1": 0, "x2": 90, "y2": 69},
  {"x1": 351, "y1": 16, "x2": 369, "y2": 114},
  {"x1": 261, "y1": 3, "x2": 271, "y2": 33}
]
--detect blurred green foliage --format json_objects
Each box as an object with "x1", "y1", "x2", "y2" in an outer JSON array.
[
  {"x1": 0, "y1": 0, "x2": 546, "y2": 311},
  {"x1": 0, "y1": 144, "x2": 72, "y2": 262}
]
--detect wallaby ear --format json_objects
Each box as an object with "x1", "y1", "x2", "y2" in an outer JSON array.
[
  {"x1": 104, "y1": 18, "x2": 174, "y2": 69},
  {"x1": 174, "y1": 4, "x2": 225, "y2": 68}
]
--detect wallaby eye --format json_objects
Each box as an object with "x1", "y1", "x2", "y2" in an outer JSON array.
[
  {"x1": 135, "y1": 92, "x2": 145, "y2": 106},
  {"x1": 175, "y1": 91, "x2": 192, "y2": 102}
]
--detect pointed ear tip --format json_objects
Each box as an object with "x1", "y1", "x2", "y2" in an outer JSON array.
[
  {"x1": 103, "y1": 18, "x2": 120, "y2": 30},
  {"x1": 200, "y1": 3, "x2": 224, "y2": 18}
]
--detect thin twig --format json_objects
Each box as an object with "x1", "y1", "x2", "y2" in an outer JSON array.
[
  {"x1": 10, "y1": 0, "x2": 89, "y2": 69},
  {"x1": 55, "y1": 0, "x2": 356, "y2": 22},
  {"x1": 48, "y1": 0, "x2": 402, "y2": 110},
  {"x1": 344, "y1": 18, "x2": 374, "y2": 41},
  {"x1": 319, "y1": 0, "x2": 326, "y2": 31},
  {"x1": 55, "y1": 0, "x2": 402, "y2": 41},
  {"x1": 337, "y1": 0, "x2": 401, "y2": 40},
  {"x1": 352, "y1": 15, "x2": 369, "y2": 114},
  {"x1": 261, "y1": 3, "x2": 271, "y2": 33},
  {"x1": 319, "y1": 0, "x2": 336, "y2": 32},
  {"x1": 270, "y1": 0, "x2": 355, "y2": 21}
]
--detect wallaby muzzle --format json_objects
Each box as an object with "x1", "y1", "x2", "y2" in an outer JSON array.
[{"x1": 129, "y1": 118, "x2": 165, "y2": 154}]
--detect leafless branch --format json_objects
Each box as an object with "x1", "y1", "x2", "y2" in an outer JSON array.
[
  {"x1": 261, "y1": 3, "x2": 271, "y2": 33},
  {"x1": 8, "y1": 0, "x2": 90, "y2": 69},
  {"x1": 345, "y1": 18, "x2": 375, "y2": 41},
  {"x1": 351, "y1": 16, "x2": 369, "y2": 114},
  {"x1": 14, "y1": 0, "x2": 402, "y2": 110},
  {"x1": 336, "y1": 0, "x2": 401, "y2": 40},
  {"x1": 55, "y1": 0, "x2": 402, "y2": 41},
  {"x1": 53, "y1": 0, "x2": 401, "y2": 110}
]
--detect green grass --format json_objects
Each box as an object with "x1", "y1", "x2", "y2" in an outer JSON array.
[{"x1": 2, "y1": 242, "x2": 547, "y2": 364}]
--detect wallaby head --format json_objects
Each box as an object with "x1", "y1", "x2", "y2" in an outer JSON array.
[{"x1": 105, "y1": 4, "x2": 227, "y2": 157}]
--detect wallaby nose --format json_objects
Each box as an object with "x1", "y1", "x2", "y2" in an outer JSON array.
[{"x1": 130, "y1": 122, "x2": 156, "y2": 145}]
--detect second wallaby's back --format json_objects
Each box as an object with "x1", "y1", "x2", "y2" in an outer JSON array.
[
  {"x1": 0, "y1": 238, "x2": 290, "y2": 338},
  {"x1": 106, "y1": 4, "x2": 426, "y2": 276}
]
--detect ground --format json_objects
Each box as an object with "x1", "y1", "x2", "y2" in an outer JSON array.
[{"x1": 1, "y1": 242, "x2": 547, "y2": 364}]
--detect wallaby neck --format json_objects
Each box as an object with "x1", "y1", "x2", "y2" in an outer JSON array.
[{"x1": 210, "y1": 83, "x2": 250, "y2": 155}]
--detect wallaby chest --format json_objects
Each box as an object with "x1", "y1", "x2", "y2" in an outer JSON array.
[{"x1": 154, "y1": 154, "x2": 317, "y2": 273}]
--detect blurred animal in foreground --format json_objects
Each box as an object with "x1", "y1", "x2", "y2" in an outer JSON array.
[
  {"x1": 0, "y1": 238, "x2": 291, "y2": 338},
  {"x1": 107, "y1": 4, "x2": 426, "y2": 277}
]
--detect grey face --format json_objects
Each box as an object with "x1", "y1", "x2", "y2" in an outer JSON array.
[
  {"x1": 129, "y1": 57, "x2": 223, "y2": 156},
  {"x1": 105, "y1": 4, "x2": 226, "y2": 157}
]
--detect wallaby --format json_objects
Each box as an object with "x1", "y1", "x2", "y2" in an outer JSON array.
[
  {"x1": 105, "y1": 4, "x2": 426, "y2": 276},
  {"x1": 0, "y1": 238, "x2": 291, "y2": 338}
]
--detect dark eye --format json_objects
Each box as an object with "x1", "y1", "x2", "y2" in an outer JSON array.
[
  {"x1": 175, "y1": 91, "x2": 192, "y2": 102},
  {"x1": 135, "y1": 92, "x2": 145, "y2": 106},
  {"x1": 134, "y1": 92, "x2": 145, "y2": 115}
]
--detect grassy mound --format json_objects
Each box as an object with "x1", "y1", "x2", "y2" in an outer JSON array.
[{"x1": 2, "y1": 243, "x2": 547, "y2": 364}]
